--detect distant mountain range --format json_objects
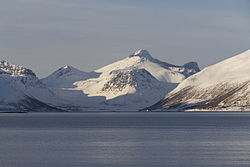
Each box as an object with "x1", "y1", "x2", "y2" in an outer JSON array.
[
  {"x1": 4, "y1": 49, "x2": 250, "y2": 112},
  {"x1": 148, "y1": 49, "x2": 250, "y2": 111},
  {"x1": 0, "y1": 49, "x2": 200, "y2": 112},
  {"x1": 42, "y1": 49, "x2": 200, "y2": 111}
]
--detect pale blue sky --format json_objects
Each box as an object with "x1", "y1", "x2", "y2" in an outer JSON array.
[{"x1": 0, "y1": 0, "x2": 249, "y2": 77}]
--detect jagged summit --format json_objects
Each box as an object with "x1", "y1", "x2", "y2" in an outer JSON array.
[
  {"x1": 129, "y1": 49, "x2": 153, "y2": 60},
  {"x1": 183, "y1": 62, "x2": 199, "y2": 69},
  {"x1": 183, "y1": 62, "x2": 200, "y2": 75},
  {"x1": 0, "y1": 60, "x2": 47, "y2": 88},
  {"x1": 128, "y1": 50, "x2": 200, "y2": 74},
  {"x1": 0, "y1": 60, "x2": 36, "y2": 77},
  {"x1": 0, "y1": 61, "x2": 62, "y2": 112},
  {"x1": 63, "y1": 65, "x2": 74, "y2": 69}
]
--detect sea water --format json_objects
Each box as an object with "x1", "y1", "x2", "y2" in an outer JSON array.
[{"x1": 0, "y1": 112, "x2": 250, "y2": 167}]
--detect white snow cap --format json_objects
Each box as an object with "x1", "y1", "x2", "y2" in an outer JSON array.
[
  {"x1": 0, "y1": 60, "x2": 36, "y2": 77},
  {"x1": 176, "y1": 49, "x2": 250, "y2": 88},
  {"x1": 63, "y1": 65, "x2": 72, "y2": 69},
  {"x1": 130, "y1": 49, "x2": 153, "y2": 60},
  {"x1": 57, "y1": 65, "x2": 82, "y2": 74}
]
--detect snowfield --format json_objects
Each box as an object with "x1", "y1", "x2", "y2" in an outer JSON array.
[
  {"x1": 2, "y1": 49, "x2": 250, "y2": 112},
  {"x1": 0, "y1": 61, "x2": 63, "y2": 112},
  {"x1": 42, "y1": 49, "x2": 200, "y2": 111},
  {"x1": 149, "y1": 49, "x2": 250, "y2": 111}
]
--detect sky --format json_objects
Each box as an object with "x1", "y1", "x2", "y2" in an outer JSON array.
[{"x1": 0, "y1": 0, "x2": 250, "y2": 78}]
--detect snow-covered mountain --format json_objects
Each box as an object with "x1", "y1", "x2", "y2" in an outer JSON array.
[
  {"x1": 43, "y1": 49, "x2": 200, "y2": 111},
  {"x1": 0, "y1": 61, "x2": 61, "y2": 112},
  {"x1": 41, "y1": 65, "x2": 99, "y2": 88},
  {"x1": 148, "y1": 49, "x2": 250, "y2": 111},
  {"x1": 96, "y1": 49, "x2": 199, "y2": 83}
]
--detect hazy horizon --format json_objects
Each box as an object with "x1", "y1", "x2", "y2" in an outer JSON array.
[{"x1": 1, "y1": 0, "x2": 250, "y2": 78}]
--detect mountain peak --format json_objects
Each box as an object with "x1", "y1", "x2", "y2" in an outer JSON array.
[
  {"x1": 64, "y1": 65, "x2": 75, "y2": 69},
  {"x1": 62, "y1": 65, "x2": 76, "y2": 71},
  {"x1": 134, "y1": 49, "x2": 150, "y2": 56},
  {"x1": 53, "y1": 65, "x2": 83, "y2": 76},
  {"x1": 183, "y1": 62, "x2": 200, "y2": 73},
  {"x1": 58, "y1": 65, "x2": 82, "y2": 72},
  {"x1": 129, "y1": 49, "x2": 153, "y2": 60},
  {"x1": 0, "y1": 60, "x2": 36, "y2": 77}
]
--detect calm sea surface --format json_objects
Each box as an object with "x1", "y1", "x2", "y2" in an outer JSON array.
[{"x1": 1, "y1": 112, "x2": 250, "y2": 167}]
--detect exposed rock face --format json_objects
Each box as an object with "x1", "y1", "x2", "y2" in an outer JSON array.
[
  {"x1": 0, "y1": 61, "x2": 36, "y2": 76},
  {"x1": 102, "y1": 69, "x2": 155, "y2": 92}
]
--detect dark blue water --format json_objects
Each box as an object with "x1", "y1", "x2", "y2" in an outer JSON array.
[{"x1": 1, "y1": 112, "x2": 250, "y2": 167}]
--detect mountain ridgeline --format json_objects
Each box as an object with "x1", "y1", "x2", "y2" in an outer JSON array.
[
  {"x1": 41, "y1": 49, "x2": 200, "y2": 111},
  {"x1": 148, "y1": 49, "x2": 250, "y2": 111},
  {"x1": 3, "y1": 49, "x2": 250, "y2": 112},
  {"x1": 0, "y1": 49, "x2": 200, "y2": 112}
]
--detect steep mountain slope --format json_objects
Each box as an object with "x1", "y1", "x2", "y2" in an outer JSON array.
[
  {"x1": 43, "y1": 49, "x2": 200, "y2": 111},
  {"x1": 75, "y1": 68, "x2": 177, "y2": 109},
  {"x1": 149, "y1": 49, "x2": 250, "y2": 111},
  {"x1": 96, "y1": 49, "x2": 199, "y2": 83},
  {"x1": 0, "y1": 61, "x2": 61, "y2": 112}
]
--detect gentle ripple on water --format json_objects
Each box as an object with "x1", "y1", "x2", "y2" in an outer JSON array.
[{"x1": 0, "y1": 112, "x2": 250, "y2": 167}]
